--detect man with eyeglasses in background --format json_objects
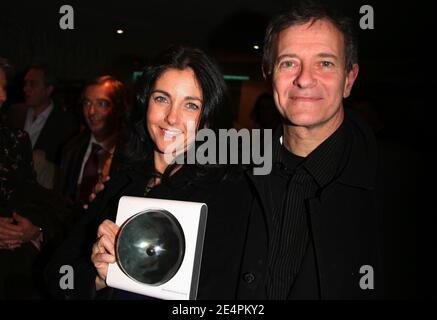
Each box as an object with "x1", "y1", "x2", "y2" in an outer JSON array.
[{"x1": 55, "y1": 76, "x2": 128, "y2": 207}]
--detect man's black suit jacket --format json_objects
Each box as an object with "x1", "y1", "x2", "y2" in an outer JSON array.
[
  {"x1": 5, "y1": 103, "x2": 79, "y2": 164},
  {"x1": 55, "y1": 130, "x2": 121, "y2": 202},
  {"x1": 237, "y1": 110, "x2": 417, "y2": 299}
]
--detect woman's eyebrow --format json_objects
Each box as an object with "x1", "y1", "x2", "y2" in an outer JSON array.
[
  {"x1": 152, "y1": 89, "x2": 202, "y2": 103},
  {"x1": 184, "y1": 96, "x2": 202, "y2": 103},
  {"x1": 151, "y1": 89, "x2": 170, "y2": 97}
]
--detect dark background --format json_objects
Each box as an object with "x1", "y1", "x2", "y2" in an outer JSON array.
[{"x1": 0, "y1": 0, "x2": 429, "y2": 144}]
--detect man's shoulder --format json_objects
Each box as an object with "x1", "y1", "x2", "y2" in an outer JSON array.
[
  {"x1": 45, "y1": 105, "x2": 80, "y2": 138},
  {"x1": 344, "y1": 108, "x2": 377, "y2": 141},
  {"x1": 376, "y1": 138, "x2": 420, "y2": 181},
  {"x1": 62, "y1": 130, "x2": 90, "y2": 155},
  {"x1": 376, "y1": 138, "x2": 416, "y2": 158},
  {"x1": 65, "y1": 130, "x2": 90, "y2": 146},
  {"x1": 49, "y1": 105, "x2": 78, "y2": 123}
]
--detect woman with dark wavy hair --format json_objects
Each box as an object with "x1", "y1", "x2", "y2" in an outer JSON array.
[
  {"x1": 117, "y1": 44, "x2": 233, "y2": 176},
  {"x1": 46, "y1": 46, "x2": 255, "y2": 300}
]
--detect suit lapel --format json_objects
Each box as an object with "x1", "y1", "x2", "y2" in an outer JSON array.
[
  {"x1": 67, "y1": 133, "x2": 91, "y2": 198},
  {"x1": 33, "y1": 107, "x2": 58, "y2": 151}
]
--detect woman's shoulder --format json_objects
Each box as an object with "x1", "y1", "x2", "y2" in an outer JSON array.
[
  {"x1": 98, "y1": 169, "x2": 145, "y2": 203},
  {"x1": 196, "y1": 165, "x2": 255, "y2": 204},
  {"x1": 90, "y1": 163, "x2": 149, "y2": 209},
  {"x1": 221, "y1": 165, "x2": 252, "y2": 189},
  {"x1": 188, "y1": 164, "x2": 247, "y2": 186}
]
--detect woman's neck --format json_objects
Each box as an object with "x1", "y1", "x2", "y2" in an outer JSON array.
[
  {"x1": 153, "y1": 151, "x2": 182, "y2": 176},
  {"x1": 153, "y1": 152, "x2": 168, "y2": 174}
]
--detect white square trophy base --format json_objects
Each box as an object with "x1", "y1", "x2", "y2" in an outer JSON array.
[{"x1": 106, "y1": 196, "x2": 208, "y2": 300}]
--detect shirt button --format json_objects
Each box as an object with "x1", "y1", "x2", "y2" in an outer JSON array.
[{"x1": 243, "y1": 272, "x2": 256, "y2": 283}]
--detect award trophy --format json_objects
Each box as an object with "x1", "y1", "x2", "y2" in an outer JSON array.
[{"x1": 106, "y1": 196, "x2": 208, "y2": 300}]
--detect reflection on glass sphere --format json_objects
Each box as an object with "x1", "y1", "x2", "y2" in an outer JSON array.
[{"x1": 116, "y1": 209, "x2": 185, "y2": 285}]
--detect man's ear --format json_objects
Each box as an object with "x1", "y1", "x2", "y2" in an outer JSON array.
[
  {"x1": 343, "y1": 63, "x2": 359, "y2": 98},
  {"x1": 262, "y1": 65, "x2": 268, "y2": 81},
  {"x1": 262, "y1": 66, "x2": 275, "y2": 92}
]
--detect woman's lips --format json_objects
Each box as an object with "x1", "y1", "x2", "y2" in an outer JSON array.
[{"x1": 160, "y1": 127, "x2": 183, "y2": 138}]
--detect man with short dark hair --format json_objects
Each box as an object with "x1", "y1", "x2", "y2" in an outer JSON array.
[
  {"x1": 238, "y1": 2, "x2": 416, "y2": 299},
  {"x1": 5, "y1": 64, "x2": 79, "y2": 189},
  {"x1": 1, "y1": 58, "x2": 74, "y2": 299}
]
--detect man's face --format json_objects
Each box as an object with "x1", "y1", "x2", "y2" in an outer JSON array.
[
  {"x1": 23, "y1": 68, "x2": 53, "y2": 108},
  {"x1": 271, "y1": 19, "x2": 358, "y2": 129},
  {"x1": 82, "y1": 83, "x2": 117, "y2": 140}
]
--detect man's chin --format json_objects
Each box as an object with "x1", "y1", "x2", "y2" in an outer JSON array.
[
  {"x1": 284, "y1": 112, "x2": 319, "y2": 126},
  {"x1": 90, "y1": 127, "x2": 105, "y2": 137}
]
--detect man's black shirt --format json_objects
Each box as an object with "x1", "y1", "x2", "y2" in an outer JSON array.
[{"x1": 267, "y1": 121, "x2": 350, "y2": 299}]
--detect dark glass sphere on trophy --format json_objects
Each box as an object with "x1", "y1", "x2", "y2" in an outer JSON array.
[{"x1": 116, "y1": 209, "x2": 185, "y2": 285}]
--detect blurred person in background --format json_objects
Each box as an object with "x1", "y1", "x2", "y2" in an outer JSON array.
[
  {"x1": 55, "y1": 76, "x2": 127, "y2": 207},
  {"x1": 1, "y1": 57, "x2": 74, "y2": 299},
  {"x1": 4, "y1": 63, "x2": 79, "y2": 189}
]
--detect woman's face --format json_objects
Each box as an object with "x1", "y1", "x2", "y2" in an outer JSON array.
[
  {"x1": 0, "y1": 69, "x2": 7, "y2": 108},
  {"x1": 147, "y1": 68, "x2": 203, "y2": 159}
]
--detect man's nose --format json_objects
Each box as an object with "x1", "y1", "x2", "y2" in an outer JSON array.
[
  {"x1": 87, "y1": 104, "x2": 97, "y2": 115},
  {"x1": 293, "y1": 65, "x2": 317, "y2": 88}
]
